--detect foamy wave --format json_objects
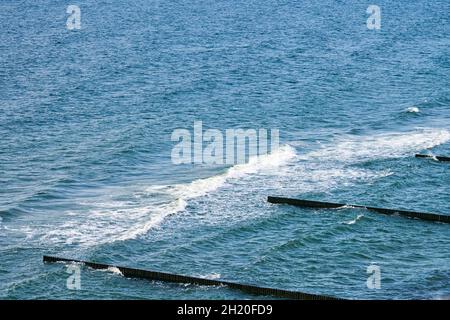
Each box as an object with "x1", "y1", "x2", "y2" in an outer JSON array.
[
  {"x1": 95, "y1": 266, "x2": 124, "y2": 276},
  {"x1": 38, "y1": 129, "x2": 448, "y2": 247},
  {"x1": 118, "y1": 145, "x2": 296, "y2": 241},
  {"x1": 302, "y1": 129, "x2": 450, "y2": 163},
  {"x1": 107, "y1": 267, "x2": 123, "y2": 276},
  {"x1": 406, "y1": 106, "x2": 420, "y2": 113},
  {"x1": 200, "y1": 273, "x2": 221, "y2": 280},
  {"x1": 345, "y1": 214, "x2": 364, "y2": 225},
  {"x1": 430, "y1": 155, "x2": 440, "y2": 161},
  {"x1": 41, "y1": 145, "x2": 297, "y2": 246},
  {"x1": 277, "y1": 129, "x2": 447, "y2": 196}
]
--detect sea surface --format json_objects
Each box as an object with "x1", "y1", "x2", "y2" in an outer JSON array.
[{"x1": 1, "y1": 0, "x2": 449, "y2": 299}]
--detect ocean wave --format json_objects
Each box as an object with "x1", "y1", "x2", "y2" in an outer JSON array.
[
  {"x1": 301, "y1": 128, "x2": 450, "y2": 163},
  {"x1": 406, "y1": 106, "x2": 420, "y2": 113},
  {"x1": 102, "y1": 267, "x2": 124, "y2": 276},
  {"x1": 199, "y1": 273, "x2": 221, "y2": 280},
  {"x1": 40, "y1": 145, "x2": 297, "y2": 246},
  {"x1": 36, "y1": 128, "x2": 449, "y2": 247},
  {"x1": 115, "y1": 145, "x2": 297, "y2": 241},
  {"x1": 345, "y1": 214, "x2": 364, "y2": 225}
]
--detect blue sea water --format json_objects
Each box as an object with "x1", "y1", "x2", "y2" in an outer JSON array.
[{"x1": 1, "y1": 0, "x2": 450, "y2": 299}]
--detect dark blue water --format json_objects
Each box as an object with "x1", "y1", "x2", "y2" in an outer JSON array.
[{"x1": 1, "y1": 0, "x2": 449, "y2": 299}]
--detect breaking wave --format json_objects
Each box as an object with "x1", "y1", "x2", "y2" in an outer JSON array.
[
  {"x1": 40, "y1": 145, "x2": 297, "y2": 246},
  {"x1": 34, "y1": 128, "x2": 450, "y2": 247}
]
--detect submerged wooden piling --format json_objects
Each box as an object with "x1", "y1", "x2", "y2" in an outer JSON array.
[
  {"x1": 267, "y1": 196, "x2": 450, "y2": 224},
  {"x1": 43, "y1": 255, "x2": 340, "y2": 300},
  {"x1": 415, "y1": 154, "x2": 450, "y2": 162}
]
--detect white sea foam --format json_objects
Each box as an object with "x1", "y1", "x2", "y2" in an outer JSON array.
[
  {"x1": 200, "y1": 273, "x2": 221, "y2": 280},
  {"x1": 41, "y1": 145, "x2": 297, "y2": 246},
  {"x1": 95, "y1": 266, "x2": 124, "y2": 276},
  {"x1": 107, "y1": 267, "x2": 123, "y2": 276},
  {"x1": 301, "y1": 129, "x2": 450, "y2": 163},
  {"x1": 38, "y1": 129, "x2": 450, "y2": 247},
  {"x1": 116, "y1": 145, "x2": 297, "y2": 241},
  {"x1": 345, "y1": 214, "x2": 364, "y2": 225},
  {"x1": 406, "y1": 106, "x2": 420, "y2": 113}
]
